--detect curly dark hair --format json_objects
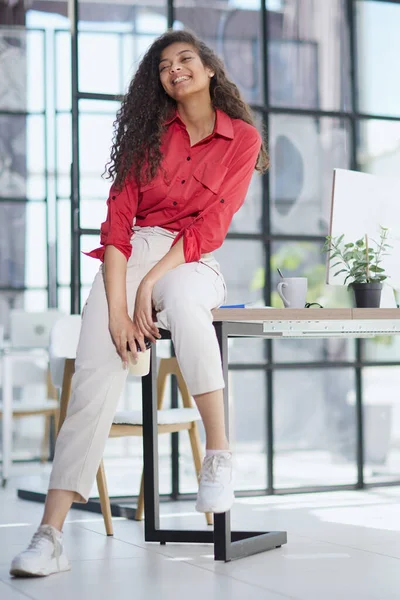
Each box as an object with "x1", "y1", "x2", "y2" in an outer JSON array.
[{"x1": 105, "y1": 29, "x2": 268, "y2": 189}]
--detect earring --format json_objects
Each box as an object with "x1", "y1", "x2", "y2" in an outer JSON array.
[{"x1": 209, "y1": 73, "x2": 214, "y2": 78}]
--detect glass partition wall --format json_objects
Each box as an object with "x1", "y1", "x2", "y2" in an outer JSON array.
[{"x1": 2, "y1": 0, "x2": 400, "y2": 496}]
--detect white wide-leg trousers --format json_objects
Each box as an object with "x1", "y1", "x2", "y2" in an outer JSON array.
[{"x1": 48, "y1": 226, "x2": 227, "y2": 502}]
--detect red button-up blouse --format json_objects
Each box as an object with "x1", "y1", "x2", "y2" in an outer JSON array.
[{"x1": 86, "y1": 108, "x2": 262, "y2": 263}]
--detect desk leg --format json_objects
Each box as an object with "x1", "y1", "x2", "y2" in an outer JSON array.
[
  {"x1": 2, "y1": 354, "x2": 13, "y2": 486},
  {"x1": 213, "y1": 322, "x2": 287, "y2": 561}
]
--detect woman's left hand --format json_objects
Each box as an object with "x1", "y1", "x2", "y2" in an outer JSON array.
[{"x1": 133, "y1": 279, "x2": 161, "y2": 343}]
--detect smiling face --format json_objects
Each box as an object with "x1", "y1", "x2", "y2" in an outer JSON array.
[{"x1": 158, "y1": 42, "x2": 214, "y2": 102}]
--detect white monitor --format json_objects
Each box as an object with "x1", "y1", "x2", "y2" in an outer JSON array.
[{"x1": 327, "y1": 169, "x2": 400, "y2": 289}]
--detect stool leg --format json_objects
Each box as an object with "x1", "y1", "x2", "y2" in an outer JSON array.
[
  {"x1": 96, "y1": 460, "x2": 114, "y2": 536},
  {"x1": 58, "y1": 359, "x2": 75, "y2": 434}
]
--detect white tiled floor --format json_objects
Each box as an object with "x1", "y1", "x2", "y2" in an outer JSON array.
[{"x1": 1, "y1": 464, "x2": 400, "y2": 600}]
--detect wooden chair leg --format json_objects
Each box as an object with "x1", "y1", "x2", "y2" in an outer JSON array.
[
  {"x1": 58, "y1": 358, "x2": 75, "y2": 435},
  {"x1": 96, "y1": 460, "x2": 114, "y2": 536},
  {"x1": 40, "y1": 415, "x2": 51, "y2": 463},
  {"x1": 53, "y1": 410, "x2": 59, "y2": 439},
  {"x1": 188, "y1": 422, "x2": 213, "y2": 526},
  {"x1": 135, "y1": 471, "x2": 145, "y2": 521},
  {"x1": 157, "y1": 358, "x2": 171, "y2": 410}
]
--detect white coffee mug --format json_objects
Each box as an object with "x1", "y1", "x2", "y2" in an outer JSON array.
[
  {"x1": 277, "y1": 277, "x2": 308, "y2": 308},
  {"x1": 128, "y1": 348, "x2": 151, "y2": 376}
]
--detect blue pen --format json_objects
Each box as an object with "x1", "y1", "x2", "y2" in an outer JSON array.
[{"x1": 220, "y1": 304, "x2": 246, "y2": 308}]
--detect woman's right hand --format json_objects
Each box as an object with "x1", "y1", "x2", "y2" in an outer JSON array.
[{"x1": 109, "y1": 312, "x2": 146, "y2": 368}]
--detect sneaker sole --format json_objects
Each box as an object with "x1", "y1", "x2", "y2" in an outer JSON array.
[{"x1": 10, "y1": 557, "x2": 71, "y2": 578}]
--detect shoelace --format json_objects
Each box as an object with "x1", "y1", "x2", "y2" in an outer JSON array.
[
  {"x1": 200, "y1": 454, "x2": 230, "y2": 483},
  {"x1": 27, "y1": 526, "x2": 61, "y2": 565}
]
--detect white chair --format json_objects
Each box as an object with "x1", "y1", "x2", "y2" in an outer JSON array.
[
  {"x1": 49, "y1": 315, "x2": 212, "y2": 535},
  {"x1": 0, "y1": 310, "x2": 64, "y2": 463}
]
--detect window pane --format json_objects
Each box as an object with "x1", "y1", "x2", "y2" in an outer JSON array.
[
  {"x1": 56, "y1": 113, "x2": 72, "y2": 200},
  {"x1": 356, "y1": 1, "x2": 400, "y2": 117},
  {"x1": 274, "y1": 368, "x2": 357, "y2": 489},
  {"x1": 229, "y1": 338, "x2": 267, "y2": 365},
  {"x1": 55, "y1": 30, "x2": 72, "y2": 112},
  {"x1": 22, "y1": 289, "x2": 48, "y2": 312},
  {"x1": 58, "y1": 286, "x2": 71, "y2": 314},
  {"x1": 0, "y1": 29, "x2": 26, "y2": 112},
  {"x1": 175, "y1": 1, "x2": 264, "y2": 104},
  {"x1": 0, "y1": 203, "x2": 26, "y2": 287},
  {"x1": 362, "y1": 367, "x2": 400, "y2": 483},
  {"x1": 274, "y1": 337, "x2": 356, "y2": 365},
  {"x1": 230, "y1": 111, "x2": 264, "y2": 234},
  {"x1": 57, "y1": 199, "x2": 71, "y2": 286},
  {"x1": 0, "y1": 202, "x2": 47, "y2": 290},
  {"x1": 0, "y1": 202, "x2": 48, "y2": 290},
  {"x1": 363, "y1": 336, "x2": 400, "y2": 363},
  {"x1": 358, "y1": 120, "x2": 400, "y2": 179},
  {"x1": 269, "y1": 115, "x2": 351, "y2": 235},
  {"x1": 27, "y1": 29, "x2": 45, "y2": 112},
  {"x1": 232, "y1": 370, "x2": 267, "y2": 491},
  {"x1": 215, "y1": 239, "x2": 265, "y2": 306},
  {"x1": 80, "y1": 200, "x2": 107, "y2": 230},
  {"x1": 0, "y1": 115, "x2": 27, "y2": 199},
  {"x1": 27, "y1": 115, "x2": 46, "y2": 200},
  {"x1": 81, "y1": 235, "x2": 101, "y2": 287},
  {"x1": 78, "y1": 32, "x2": 121, "y2": 96},
  {"x1": 268, "y1": 0, "x2": 351, "y2": 111},
  {"x1": 25, "y1": 202, "x2": 47, "y2": 288},
  {"x1": 79, "y1": 104, "x2": 120, "y2": 206},
  {"x1": 0, "y1": 114, "x2": 46, "y2": 202},
  {"x1": 77, "y1": 3, "x2": 167, "y2": 95}
]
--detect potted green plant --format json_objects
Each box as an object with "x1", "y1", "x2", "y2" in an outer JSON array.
[{"x1": 323, "y1": 226, "x2": 391, "y2": 308}]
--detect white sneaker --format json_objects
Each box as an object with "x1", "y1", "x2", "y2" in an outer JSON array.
[
  {"x1": 10, "y1": 524, "x2": 71, "y2": 578},
  {"x1": 195, "y1": 452, "x2": 235, "y2": 513}
]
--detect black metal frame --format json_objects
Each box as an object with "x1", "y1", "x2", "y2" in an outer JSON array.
[{"x1": 140, "y1": 325, "x2": 286, "y2": 561}]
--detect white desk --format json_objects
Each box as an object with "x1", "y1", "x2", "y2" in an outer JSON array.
[
  {"x1": 140, "y1": 307, "x2": 400, "y2": 561},
  {"x1": 1, "y1": 347, "x2": 48, "y2": 485}
]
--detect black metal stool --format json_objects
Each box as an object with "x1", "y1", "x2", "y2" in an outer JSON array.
[{"x1": 141, "y1": 322, "x2": 287, "y2": 562}]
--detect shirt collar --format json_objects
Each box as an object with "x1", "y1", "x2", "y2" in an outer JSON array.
[{"x1": 164, "y1": 108, "x2": 234, "y2": 140}]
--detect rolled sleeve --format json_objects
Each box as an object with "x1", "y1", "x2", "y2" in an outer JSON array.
[
  {"x1": 172, "y1": 128, "x2": 262, "y2": 262},
  {"x1": 84, "y1": 179, "x2": 138, "y2": 262}
]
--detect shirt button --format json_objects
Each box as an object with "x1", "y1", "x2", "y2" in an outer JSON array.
[
  {"x1": 173, "y1": 201, "x2": 178, "y2": 206},
  {"x1": 220, "y1": 198, "x2": 225, "y2": 203},
  {"x1": 186, "y1": 156, "x2": 191, "y2": 161},
  {"x1": 112, "y1": 195, "x2": 116, "y2": 200},
  {"x1": 181, "y1": 180, "x2": 186, "y2": 184}
]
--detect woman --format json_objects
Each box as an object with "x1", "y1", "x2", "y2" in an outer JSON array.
[{"x1": 10, "y1": 29, "x2": 267, "y2": 578}]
